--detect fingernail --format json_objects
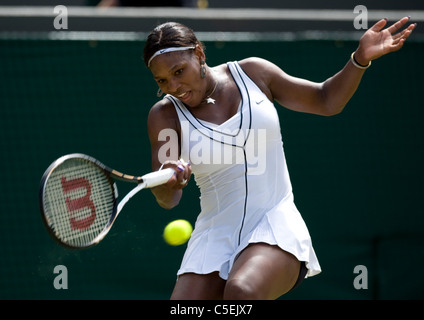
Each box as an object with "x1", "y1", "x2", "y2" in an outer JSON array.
[
  {"x1": 177, "y1": 164, "x2": 185, "y2": 172},
  {"x1": 188, "y1": 160, "x2": 191, "y2": 166}
]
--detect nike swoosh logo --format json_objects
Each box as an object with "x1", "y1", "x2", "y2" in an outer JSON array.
[{"x1": 256, "y1": 99, "x2": 264, "y2": 105}]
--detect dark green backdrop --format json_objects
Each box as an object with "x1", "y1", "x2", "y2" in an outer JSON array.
[{"x1": 1, "y1": 36, "x2": 423, "y2": 299}]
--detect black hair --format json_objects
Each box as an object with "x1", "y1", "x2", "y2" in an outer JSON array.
[{"x1": 143, "y1": 22, "x2": 204, "y2": 67}]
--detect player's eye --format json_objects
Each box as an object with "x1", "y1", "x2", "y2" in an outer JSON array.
[{"x1": 175, "y1": 69, "x2": 183, "y2": 76}]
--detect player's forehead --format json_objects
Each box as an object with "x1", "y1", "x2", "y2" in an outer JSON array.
[{"x1": 150, "y1": 51, "x2": 193, "y2": 78}]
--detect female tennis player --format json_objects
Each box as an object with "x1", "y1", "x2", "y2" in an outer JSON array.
[{"x1": 144, "y1": 17, "x2": 415, "y2": 299}]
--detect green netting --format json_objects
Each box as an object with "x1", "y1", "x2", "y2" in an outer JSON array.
[{"x1": 1, "y1": 35, "x2": 423, "y2": 299}]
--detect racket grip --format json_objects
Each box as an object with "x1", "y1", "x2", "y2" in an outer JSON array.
[{"x1": 141, "y1": 168, "x2": 175, "y2": 188}]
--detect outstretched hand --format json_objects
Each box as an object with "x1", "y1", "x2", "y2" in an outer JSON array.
[{"x1": 354, "y1": 17, "x2": 417, "y2": 66}]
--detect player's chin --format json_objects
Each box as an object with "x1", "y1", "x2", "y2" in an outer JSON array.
[{"x1": 176, "y1": 91, "x2": 203, "y2": 108}]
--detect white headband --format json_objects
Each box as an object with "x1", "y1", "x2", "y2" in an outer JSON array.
[{"x1": 147, "y1": 46, "x2": 195, "y2": 67}]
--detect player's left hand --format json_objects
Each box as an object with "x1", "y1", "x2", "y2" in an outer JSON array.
[{"x1": 354, "y1": 17, "x2": 417, "y2": 66}]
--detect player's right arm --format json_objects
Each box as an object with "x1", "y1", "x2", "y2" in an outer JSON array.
[{"x1": 147, "y1": 99, "x2": 190, "y2": 209}]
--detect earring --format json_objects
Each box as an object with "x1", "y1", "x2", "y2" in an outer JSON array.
[
  {"x1": 157, "y1": 88, "x2": 163, "y2": 97},
  {"x1": 200, "y1": 60, "x2": 206, "y2": 79}
]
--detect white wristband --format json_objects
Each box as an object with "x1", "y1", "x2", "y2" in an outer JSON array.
[{"x1": 351, "y1": 52, "x2": 371, "y2": 69}]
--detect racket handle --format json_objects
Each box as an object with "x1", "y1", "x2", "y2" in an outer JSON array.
[{"x1": 141, "y1": 168, "x2": 175, "y2": 188}]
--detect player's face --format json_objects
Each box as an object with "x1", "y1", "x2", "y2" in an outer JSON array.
[{"x1": 150, "y1": 50, "x2": 207, "y2": 107}]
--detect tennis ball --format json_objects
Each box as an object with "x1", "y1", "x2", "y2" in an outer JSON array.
[{"x1": 163, "y1": 219, "x2": 193, "y2": 246}]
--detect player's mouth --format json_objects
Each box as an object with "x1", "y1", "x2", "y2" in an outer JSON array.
[{"x1": 175, "y1": 91, "x2": 191, "y2": 102}]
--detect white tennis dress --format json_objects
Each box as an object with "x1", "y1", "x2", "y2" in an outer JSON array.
[{"x1": 165, "y1": 61, "x2": 321, "y2": 279}]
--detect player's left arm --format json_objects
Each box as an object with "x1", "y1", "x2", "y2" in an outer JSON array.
[
  {"x1": 241, "y1": 17, "x2": 416, "y2": 116},
  {"x1": 320, "y1": 16, "x2": 416, "y2": 115}
]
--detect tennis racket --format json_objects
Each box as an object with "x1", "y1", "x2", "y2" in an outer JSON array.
[{"x1": 39, "y1": 153, "x2": 175, "y2": 249}]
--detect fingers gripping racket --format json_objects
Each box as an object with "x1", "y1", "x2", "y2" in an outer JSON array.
[{"x1": 39, "y1": 153, "x2": 174, "y2": 249}]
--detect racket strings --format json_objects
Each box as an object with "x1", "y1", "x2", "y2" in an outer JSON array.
[{"x1": 43, "y1": 159, "x2": 115, "y2": 247}]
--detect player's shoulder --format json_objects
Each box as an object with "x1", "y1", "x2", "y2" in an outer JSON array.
[
  {"x1": 238, "y1": 57, "x2": 279, "y2": 81},
  {"x1": 238, "y1": 57, "x2": 275, "y2": 71},
  {"x1": 147, "y1": 97, "x2": 179, "y2": 129},
  {"x1": 238, "y1": 57, "x2": 276, "y2": 99},
  {"x1": 149, "y1": 97, "x2": 175, "y2": 118}
]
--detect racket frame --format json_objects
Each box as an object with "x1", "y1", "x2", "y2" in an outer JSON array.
[{"x1": 39, "y1": 153, "x2": 173, "y2": 249}]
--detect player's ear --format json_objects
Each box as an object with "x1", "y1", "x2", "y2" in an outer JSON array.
[{"x1": 193, "y1": 44, "x2": 206, "y2": 63}]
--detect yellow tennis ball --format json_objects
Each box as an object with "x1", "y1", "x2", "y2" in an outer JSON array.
[{"x1": 163, "y1": 219, "x2": 193, "y2": 246}]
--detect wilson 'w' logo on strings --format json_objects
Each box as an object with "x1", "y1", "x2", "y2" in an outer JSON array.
[{"x1": 61, "y1": 176, "x2": 96, "y2": 230}]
